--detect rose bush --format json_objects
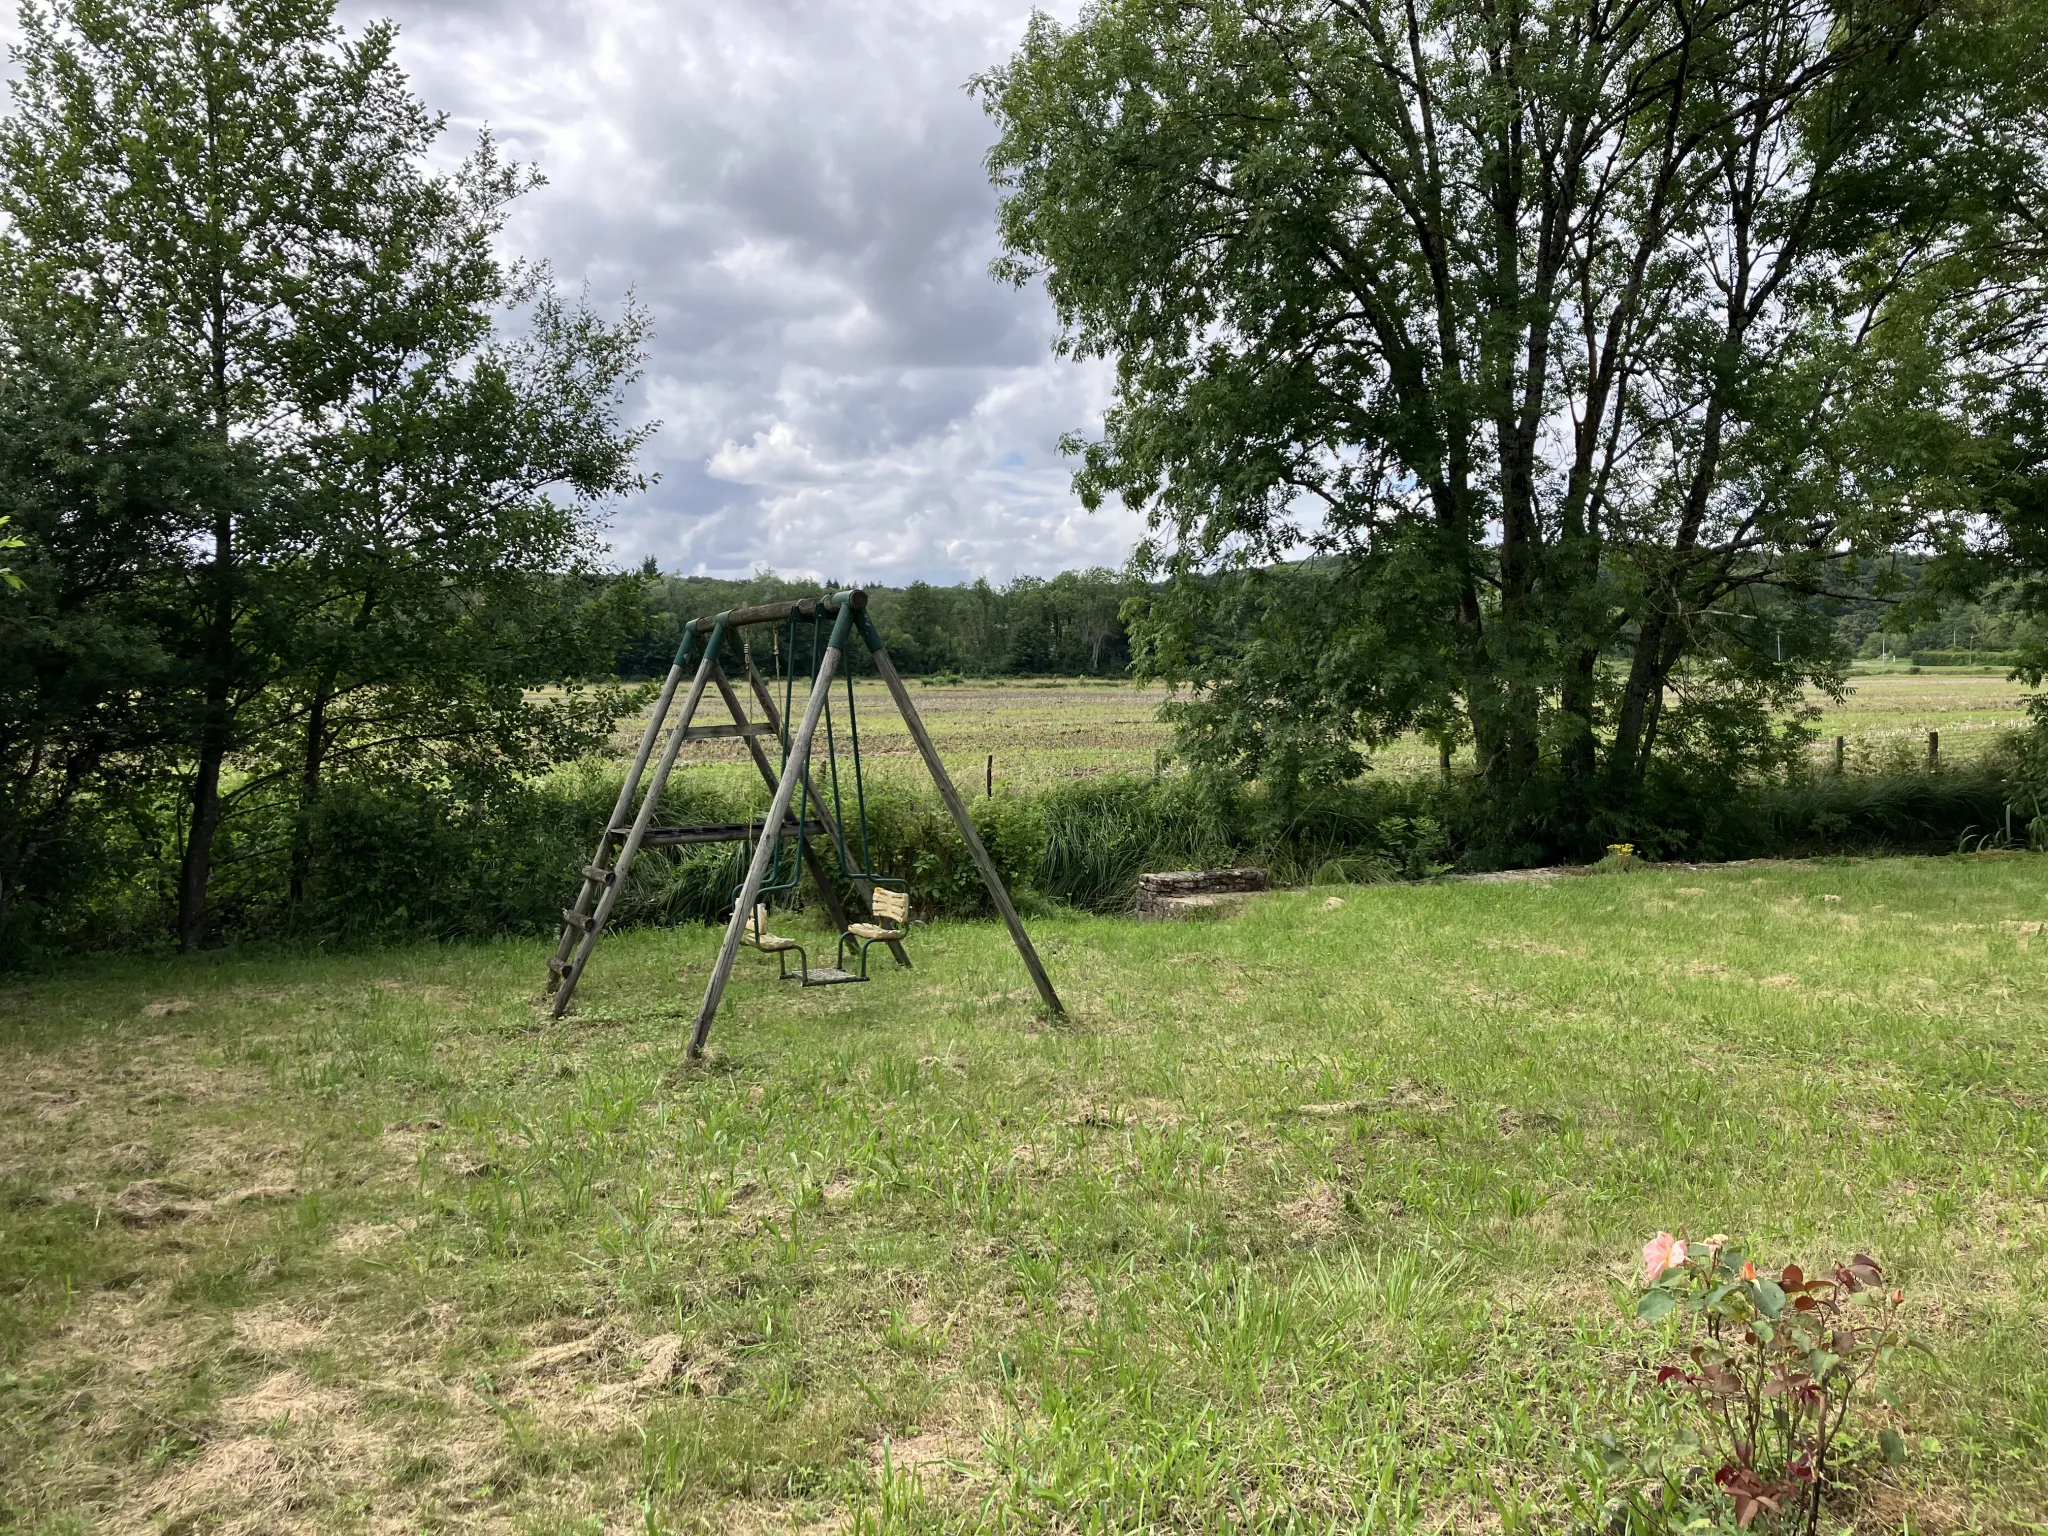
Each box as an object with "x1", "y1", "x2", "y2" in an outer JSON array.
[{"x1": 1592, "y1": 1234, "x2": 1917, "y2": 1533}]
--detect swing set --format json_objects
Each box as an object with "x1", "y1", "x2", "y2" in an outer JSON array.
[{"x1": 543, "y1": 589, "x2": 1063, "y2": 1058}]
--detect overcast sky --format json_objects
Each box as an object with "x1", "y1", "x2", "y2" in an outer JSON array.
[{"x1": 319, "y1": 0, "x2": 1133, "y2": 585}]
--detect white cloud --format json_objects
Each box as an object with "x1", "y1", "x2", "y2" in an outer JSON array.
[{"x1": 340, "y1": 0, "x2": 1132, "y2": 582}]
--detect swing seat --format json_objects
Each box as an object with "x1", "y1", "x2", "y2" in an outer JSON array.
[
  {"x1": 740, "y1": 905, "x2": 801, "y2": 952},
  {"x1": 838, "y1": 888, "x2": 911, "y2": 978},
  {"x1": 742, "y1": 904, "x2": 863, "y2": 986},
  {"x1": 741, "y1": 904, "x2": 809, "y2": 983}
]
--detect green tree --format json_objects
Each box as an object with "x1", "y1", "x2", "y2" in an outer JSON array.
[
  {"x1": 258, "y1": 263, "x2": 652, "y2": 908},
  {"x1": 890, "y1": 580, "x2": 962, "y2": 673},
  {"x1": 0, "y1": 0, "x2": 652, "y2": 945},
  {"x1": 0, "y1": 305, "x2": 212, "y2": 941},
  {"x1": 981, "y1": 0, "x2": 1973, "y2": 840},
  {"x1": 1912, "y1": 0, "x2": 2048, "y2": 683},
  {"x1": 1061, "y1": 568, "x2": 1131, "y2": 674}
]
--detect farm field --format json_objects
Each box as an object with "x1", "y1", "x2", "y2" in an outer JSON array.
[
  {"x1": 2, "y1": 856, "x2": 2044, "y2": 1531},
  {"x1": 1818, "y1": 668, "x2": 2036, "y2": 773},
  {"x1": 602, "y1": 668, "x2": 2037, "y2": 793}
]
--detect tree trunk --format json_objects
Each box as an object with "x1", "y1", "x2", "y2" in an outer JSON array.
[
  {"x1": 178, "y1": 492, "x2": 235, "y2": 950},
  {"x1": 177, "y1": 692, "x2": 230, "y2": 951},
  {"x1": 288, "y1": 681, "x2": 331, "y2": 907},
  {"x1": 1609, "y1": 609, "x2": 1665, "y2": 782},
  {"x1": 181, "y1": 222, "x2": 236, "y2": 951},
  {"x1": 1609, "y1": 605, "x2": 1688, "y2": 784},
  {"x1": 1558, "y1": 645, "x2": 1601, "y2": 783}
]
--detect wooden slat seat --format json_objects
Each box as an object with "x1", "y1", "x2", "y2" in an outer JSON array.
[
  {"x1": 740, "y1": 905, "x2": 799, "y2": 953},
  {"x1": 837, "y1": 887, "x2": 911, "y2": 976}
]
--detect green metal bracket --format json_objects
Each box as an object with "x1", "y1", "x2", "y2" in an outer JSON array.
[
  {"x1": 855, "y1": 610, "x2": 886, "y2": 656},
  {"x1": 826, "y1": 595, "x2": 857, "y2": 652}
]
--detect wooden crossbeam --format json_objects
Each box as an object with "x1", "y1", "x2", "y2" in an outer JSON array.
[
  {"x1": 683, "y1": 590, "x2": 859, "y2": 635},
  {"x1": 604, "y1": 819, "x2": 828, "y2": 848}
]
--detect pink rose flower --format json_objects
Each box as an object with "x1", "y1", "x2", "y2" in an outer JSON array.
[{"x1": 1643, "y1": 1231, "x2": 1688, "y2": 1283}]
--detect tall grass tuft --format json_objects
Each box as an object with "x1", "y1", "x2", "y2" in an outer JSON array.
[{"x1": 1742, "y1": 772, "x2": 2013, "y2": 857}]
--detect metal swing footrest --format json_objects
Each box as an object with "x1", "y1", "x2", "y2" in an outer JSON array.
[
  {"x1": 795, "y1": 964, "x2": 863, "y2": 986},
  {"x1": 741, "y1": 903, "x2": 866, "y2": 987}
]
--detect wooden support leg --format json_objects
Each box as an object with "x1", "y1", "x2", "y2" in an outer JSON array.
[
  {"x1": 554, "y1": 630, "x2": 725, "y2": 1018},
  {"x1": 547, "y1": 658, "x2": 687, "y2": 994},
  {"x1": 865, "y1": 642, "x2": 1063, "y2": 1016},
  {"x1": 740, "y1": 661, "x2": 911, "y2": 970},
  {"x1": 691, "y1": 610, "x2": 852, "y2": 1057}
]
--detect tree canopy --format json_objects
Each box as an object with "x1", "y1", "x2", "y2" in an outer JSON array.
[
  {"x1": 0, "y1": 0, "x2": 652, "y2": 948},
  {"x1": 980, "y1": 0, "x2": 2048, "y2": 847}
]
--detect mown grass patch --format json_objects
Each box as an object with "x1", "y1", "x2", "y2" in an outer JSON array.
[{"x1": 1, "y1": 855, "x2": 2043, "y2": 1531}]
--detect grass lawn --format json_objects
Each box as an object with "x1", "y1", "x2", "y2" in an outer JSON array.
[{"x1": 2, "y1": 856, "x2": 2044, "y2": 1532}]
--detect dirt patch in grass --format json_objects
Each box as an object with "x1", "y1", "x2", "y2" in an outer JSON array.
[
  {"x1": 132, "y1": 1370, "x2": 387, "y2": 1534},
  {"x1": 40, "y1": 1281, "x2": 190, "y2": 1379},
  {"x1": 501, "y1": 1324, "x2": 740, "y2": 1431},
  {"x1": 28, "y1": 1090, "x2": 83, "y2": 1123},
  {"x1": 330, "y1": 1220, "x2": 409, "y2": 1255},
  {"x1": 235, "y1": 1303, "x2": 336, "y2": 1356},
  {"x1": 1855, "y1": 1474, "x2": 1978, "y2": 1534},
  {"x1": 1277, "y1": 1182, "x2": 1349, "y2": 1240},
  {"x1": 112, "y1": 1178, "x2": 210, "y2": 1226},
  {"x1": 874, "y1": 1417, "x2": 988, "y2": 1481}
]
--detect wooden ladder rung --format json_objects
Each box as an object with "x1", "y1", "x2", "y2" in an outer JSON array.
[
  {"x1": 678, "y1": 723, "x2": 766, "y2": 741},
  {"x1": 561, "y1": 908, "x2": 598, "y2": 933},
  {"x1": 583, "y1": 864, "x2": 616, "y2": 886},
  {"x1": 606, "y1": 819, "x2": 828, "y2": 848}
]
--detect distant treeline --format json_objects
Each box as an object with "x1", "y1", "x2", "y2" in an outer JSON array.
[
  {"x1": 607, "y1": 556, "x2": 2047, "y2": 685},
  {"x1": 615, "y1": 566, "x2": 1137, "y2": 679},
  {"x1": 1815, "y1": 561, "x2": 2043, "y2": 662}
]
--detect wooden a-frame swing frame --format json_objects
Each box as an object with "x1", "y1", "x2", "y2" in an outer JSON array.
[{"x1": 543, "y1": 589, "x2": 1063, "y2": 1056}]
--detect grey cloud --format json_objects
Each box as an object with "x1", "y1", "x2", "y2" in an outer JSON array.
[
  {"x1": 345, "y1": 0, "x2": 1133, "y2": 583},
  {"x1": 0, "y1": 0, "x2": 1133, "y2": 582}
]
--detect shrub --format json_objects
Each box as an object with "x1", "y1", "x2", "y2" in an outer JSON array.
[
  {"x1": 1034, "y1": 776, "x2": 1235, "y2": 909},
  {"x1": 1593, "y1": 1234, "x2": 1915, "y2": 1534},
  {"x1": 3, "y1": 734, "x2": 2036, "y2": 963},
  {"x1": 2007, "y1": 699, "x2": 2048, "y2": 851},
  {"x1": 1749, "y1": 772, "x2": 2010, "y2": 857},
  {"x1": 292, "y1": 768, "x2": 627, "y2": 943},
  {"x1": 832, "y1": 777, "x2": 1044, "y2": 920}
]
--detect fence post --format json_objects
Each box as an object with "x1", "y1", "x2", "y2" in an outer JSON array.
[
  {"x1": 1927, "y1": 731, "x2": 1940, "y2": 772},
  {"x1": 1834, "y1": 735, "x2": 1845, "y2": 774}
]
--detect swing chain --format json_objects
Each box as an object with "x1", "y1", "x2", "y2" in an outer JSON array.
[{"x1": 732, "y1": 598, "x2": 900, "y2": 919}]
